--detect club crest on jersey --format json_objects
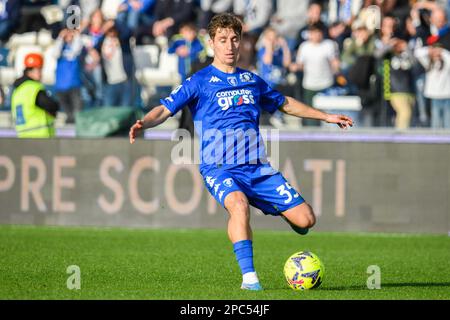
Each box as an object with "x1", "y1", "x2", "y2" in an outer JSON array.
[
  {"x1": 223, "y1": 178, "x2": 234, "y2": 187},
  {"x1": 227, "y1": 76, "x2": 238, "y2": 86},
  {"x1": 239, "y1": 72, "x2": 254, "y2": 83}
]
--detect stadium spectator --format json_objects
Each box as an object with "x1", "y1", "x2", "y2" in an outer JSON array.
[
  {"x1": 342, "y1": 23, "x2": 376, "y2": 70},
  {"x1": 290, "y1": 23, "x2": 341, "y2": 126},
  {"x1": 374, "y1": 15, "x2": 398, "y2": 126},
  {"x1": 356, "y1": 0, "x2": 382, "y2": 33},
  {"x1": 232, "y1": 0, "x2": 272, "y2": 36},
  {"x1": 168, "y1": 22, "x2": 205, "y2": 136},
  {"x1": 296, "y1": 2, "x2": 328, "y2": 48},
  {"x1": 51, "y1": 28, "x2": 84, "y2": 124},
  {"x1": 81, "y1": 8, "x2": 106, "y2": 47},
  {"x1": 270, "y1": 0, "x2": 310, "y2": 52},
  {"x1": 256, "y1": 26, "x2": 292, "y2": 128},
  {"x1": 375, "y1": 15, "x2": 400, "y2": 51},
  {"x1": 148, "y1": 0, "x2": 195, "y2": 40},
  {"x1": 233, "y1": 0, "x2": 273, "y2": 71},
  {"x1": 327, "y1": 0, "x2": 361, "y2": 50},
  {"x1": 341, "y1": 23, "x2": 377, "y2": 126},
  {"x1": 286, "y1": 2, "x2": 329, "y2": 111},
  {"x1": 96, "y1": 19, "x2": 135, "y2": 107},
  {"x1": 58, "y1": 0, "x2": 101, "y2": 30},
  {"x1": 116, "y1": 0, "x2": 156, "y2": 36},
  {"x1": 328, "y1": 21, "x2": 352, "y2": 52},
  {"x1": 168, "y1": 22, "x2": 205, "y2": 81},
  {"x1": 257, "y1": 27, "x2": 292, "y2": 89},
  {"x1": 11, "y1": 53, "x2": 59, "y2": 138},
  {"x1": 328, "y1": 0, "x2": 363, "y2": 26},
  {"x1": 390, "y1": 40, "x2": 415, "y2": 129},
  {"x1": 198, "y1": 0, "x2": 233, "y2": 31},
  {"x1": 101, "y1": 0, "x2": 123, "y2": 20},
  {"x1": 376, "y1": 15, "x2": 417, "y2": 129},
  {"x1": 372, "y1": 0, "x2": 411, "y2": 20},
  {"x1": 415, "y1": 44, "x2": 450, "y2": 129},
  {"x1": 428, "y1": 5, "x2": 450, "y2": 50},
  {"x1": 80, "y1": 8, "x2": 105, "y2": 108},
  {"x1": 0, "y1": 0, "x2": 20, "y2": 43},
  {"x1": 405, "y1": 15, "x2": 430, "y2": 126},
  {"x1": 410, "y1": 2, "x2": 433, "y2": 41},
  {"x1": 78, "y1": 0, "x2": 102, "y2": 25}
]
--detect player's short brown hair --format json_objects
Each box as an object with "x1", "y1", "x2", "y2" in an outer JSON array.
[{"x1": 207, "y1": 13, "x2": 243, "y2": 40}]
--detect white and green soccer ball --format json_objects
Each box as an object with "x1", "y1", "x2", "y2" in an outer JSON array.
[{"x1": 284, "y1": 251, "x2": 325, "y2": 290}]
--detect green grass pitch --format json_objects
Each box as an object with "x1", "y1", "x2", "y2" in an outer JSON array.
[{"x1": 1, "y1": 225, "x2": 449, "y2": 300}]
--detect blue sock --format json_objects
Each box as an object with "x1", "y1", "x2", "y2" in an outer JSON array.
[{"x1": 233, "y1": 240, "x2": 255, "y2": 275}]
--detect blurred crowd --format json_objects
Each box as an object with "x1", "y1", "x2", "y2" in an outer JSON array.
[{"x1": 0, "y1": 0, "x2": 450, "y2": 129}]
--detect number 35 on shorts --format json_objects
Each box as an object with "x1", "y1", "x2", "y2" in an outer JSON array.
[{"x1": 276, "y1": 182, "x2": 300, "y2": 204}]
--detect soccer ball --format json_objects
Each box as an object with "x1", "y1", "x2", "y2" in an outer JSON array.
[{"x1": 284, "y1": 251, "x2": 324, "y2": 290}]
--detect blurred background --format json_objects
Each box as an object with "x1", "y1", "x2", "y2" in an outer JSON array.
[{"x1": 0, "y1": 0, "x2": 449, "y2": 134}]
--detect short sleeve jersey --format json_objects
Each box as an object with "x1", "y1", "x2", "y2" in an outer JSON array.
[{"x1": 160, "y1": 64, "x2": 286, "y2": 171}]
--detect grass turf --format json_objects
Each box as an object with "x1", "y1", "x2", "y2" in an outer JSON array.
[{"x1": 0, "y1": 225, "x2": 449, "y2": 300}]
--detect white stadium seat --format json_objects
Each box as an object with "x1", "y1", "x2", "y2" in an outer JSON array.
[
  {"x1": 134, "y1": 45, "x2": 181, "y2": 103},
  {"x1": 0, "y1": 67, "x2": 16, "y2": 87},
  {"x1": 101, "y1": 0, "x2": 123, "y2": 20},
  {"x1": 133, "y1": 45, "x2": 160, "y2": 70},
  {"x1": 41, "y1": 47, "x2": 57, "y2": 86},
  {"x1": 13, "y1": 45, "x2": 43, "y2": 78},
  {"x1": 313, "y1": 95, "x2": 362, "y2": 111}
]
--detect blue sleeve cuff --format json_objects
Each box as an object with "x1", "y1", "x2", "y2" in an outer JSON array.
[{"x1": 160, "y1": 98, "x2": 177, "y2": 117}]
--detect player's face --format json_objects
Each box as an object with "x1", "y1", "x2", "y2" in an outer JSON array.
[{"x1": 210, "y1": 28, "x2": 240, "y2": 67}]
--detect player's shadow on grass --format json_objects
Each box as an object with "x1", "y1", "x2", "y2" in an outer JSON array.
[{"x1": 320, "y1": 282, "x2": 450, "y2": 291}]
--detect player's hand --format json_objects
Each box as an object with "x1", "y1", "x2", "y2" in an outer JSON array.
[
  {"x1": 129, "y1": 120, "x2": 144, "y2": 144},
  {"x1": 325, "y1": 114, "x2": 354, "y2": 130}
]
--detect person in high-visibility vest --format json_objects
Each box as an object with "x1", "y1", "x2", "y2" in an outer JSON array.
[{"x1": 11, "y1": 53, "x2": 59, "y2": 138}]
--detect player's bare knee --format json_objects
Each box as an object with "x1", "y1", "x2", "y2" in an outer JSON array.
[
  {"x1": 230, "y1": 200, "x2": 250, "y2": 219},
  {"x1": 225, "y1": 194, "x2": 250, "y2": 219}
]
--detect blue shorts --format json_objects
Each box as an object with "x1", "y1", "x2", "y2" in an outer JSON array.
[{"x1": 201, "y1": 164, "x2": 305, "y2": 216}]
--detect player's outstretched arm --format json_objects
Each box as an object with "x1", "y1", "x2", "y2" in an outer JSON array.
[
  {"x1": 279, "y1": 96, "x2": 354, "y2": 129},
  {"x1": 129, "y1": 105, "x2": 172, "y2": 144}
]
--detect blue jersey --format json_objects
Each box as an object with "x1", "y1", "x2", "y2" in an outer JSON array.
[{"x1": 160, "y1": 65, "x2": 286, "y2": 172}]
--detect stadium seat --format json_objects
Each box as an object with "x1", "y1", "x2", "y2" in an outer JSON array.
[
  {"x1": 313, "y1": 95, "x2": 362, "y2": 128},
  {"x1": 6, "y1": 30, "x2": 54, "y2": 79},
  {"x1": 313, "y1": 95, "x2": 362, "y2": 112},
  {"x1": 134, "y1": 46, "x2": 181, "y2": 103},
  {"x1": 36, "y1": 30, "x2": 53, "y2": 48},
  {"x1": 13, "y1": 45, "x2": 43, "y2": 78},
  {"x1": 7, "y1": 30, "x2": 53, "y2": 49},
  {"x1": 101, "y1": 0, "x2": 123, "y2": 20},
  {"x1": 0, "y1": 47, "x2": 15, "y2": 87},
  {"x1": 40, "y1": 5, "x2": 64, "y2": 25},
  {"x1": 133, "y1": 45, "x2": 160, "y2": 70},
  {"x1": 41, "y1": 47, "x2": 57, "y2": 86},
  {"x1": 0, "y1": 67, "x2": 16, "y2": 87}
]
